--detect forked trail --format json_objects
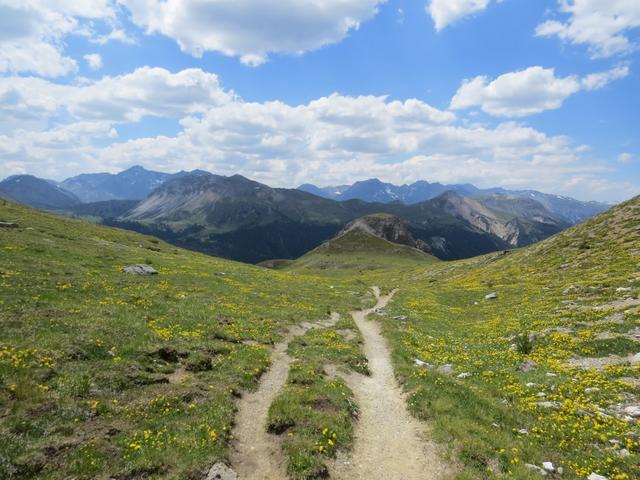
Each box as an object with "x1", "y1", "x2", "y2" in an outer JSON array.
[
  {"x1": 231, "y1": 314, "x2": 340, "y2": 479},
  {"x1": 329, "y1": 287, "x2": 452, "y2": 480}
]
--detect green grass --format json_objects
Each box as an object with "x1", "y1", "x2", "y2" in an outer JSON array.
[
  {"x1": 0, "y1": 201, "x2": 365, "y2": 479},
  {"x1": 2, "y1": 195, "x2": 640, "y2": 480}
]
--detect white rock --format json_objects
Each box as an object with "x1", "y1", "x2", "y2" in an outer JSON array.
[
  {"x1": 123, "y1": 264, "x2": 158, "y2": 275},
  {"x1": 617, "y1": 448, "x2": 630, "y2": 458},
  {"x1": 537, "y1": 401, "x2": 560, "y2": 409},
  {"x1": 517, "y1": 428, "x2": 529, "y2": 435},
  {"x1": 206, "y1": 463, "x2": 238, "y2": 480},
  {"x1": 542, "y1": 461, "x2": 555, "y2": 473},
  {"x1": 485, "y1": 292, "x2": 497, "y2": 300},
  {"x1": 585, "y1": 387, "x2": 600, "y2": 394},
  {"x1": 616, "y1": 287, "x2": 633, "y2": 292},
  {"x1": 457, "y1": 372, "x2": 472, "y2": 379},
  {"x1": 588, "y1": 474, "x2": 608, "y2": 480},
  {"x1": 525, "y1": 464, "x2": 547, "y2": 476},
  {"x1": 414, "y1": 359, "x2": 432, "y2": 369},
  {"x1": 536, "y1": 392, "x2": 547, "y2": 397},
  {"x1": 546, "y1": 373, "x2": 558, "y2": 377},
  {"x1": 623, "y1": 405, "x2": 640, "y2": 418},
  {"x1": 631, "y1": 352, "x2": 640, "y2": 365},
  {"x1": 437, "y1": 364, "x2": 454, "y2": 374}
]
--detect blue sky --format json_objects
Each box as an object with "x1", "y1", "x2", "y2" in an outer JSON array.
[{"x1": 0, "y1": 0, "x2": 639, "y2": 201}]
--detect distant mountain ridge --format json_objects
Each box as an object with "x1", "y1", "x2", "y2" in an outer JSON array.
[
  {"x1": 60, "y1": 166, "x2": 175, "y2": 203},
  {"x1": 0, "y1": 167, "x2": 614, "y2": 264},
  {"x1": 298, "y1": 178, "x2": 608, "y2": 225}
]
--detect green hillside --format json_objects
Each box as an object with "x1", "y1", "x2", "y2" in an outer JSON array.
[
  {"x1": 0, "y1": 200, "x2": 372, "y2": 479},
  {"x1": 1, "y1": 194, "x2": 639, "y2": 480},
  {"x1": 378, "y1": 196, "x2": 640, "y2": 479},
  {"x1": 283, "y1": 227, "x2": 439, "y2": 274}
]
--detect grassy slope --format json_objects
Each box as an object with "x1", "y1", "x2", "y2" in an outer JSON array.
[
  {"x1": 0, "y1": 201, "x2": 373, "y2": 479},
  {"x1": 378, "y1": 196, "x2": 640, "y2": 479},
  {"x1": 282, "y1": 228, "x2": 439, "y2": 275}
]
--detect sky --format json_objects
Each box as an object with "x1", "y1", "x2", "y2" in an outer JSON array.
[{"x1": 0, "y1": 0, "x2": 639, "y2": 201}]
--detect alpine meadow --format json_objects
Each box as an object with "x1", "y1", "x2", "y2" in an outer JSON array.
[{"x1": 1, "y1": 1, "x2": 639, "y2": 480}]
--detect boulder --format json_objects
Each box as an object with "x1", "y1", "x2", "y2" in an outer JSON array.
[
  {"x1": 205, "y1": 463, "x2": 237, "y2": 480},
  {"x1": 123, "y1": 264, "x2": 158, "y2": 275}
]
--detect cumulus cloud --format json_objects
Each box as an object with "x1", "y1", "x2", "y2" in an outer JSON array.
[
  {"x1": 0, "y1": 0, "x2": 133, "y2": 77},
  {"x1": 0, "y1": 66, "x2": 635, "y2": 201},
  {"x1": 84, "y1": 53, "x2": 103, "y2": 70},
  {"x1": 119, "y1": 0, "x2": 385, "y2": 65},
  {"x1": 536, "y1": 0, "x2": 640, "y2": 58},
  {"x1": 428, "y1": 0, "x2": 492, "y2": 31},
  {"x1": 450, "y1": 65, "x2": 629, "y2": 117},
  {"x1": 0, "y1": 67, "x2": 233, "y2": 131}
]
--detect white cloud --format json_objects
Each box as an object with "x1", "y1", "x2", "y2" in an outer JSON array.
[
  {"x1": 0, "y1": 0, "x2": 131, "y2": 77},
  {"x1": 428, "y1": 0, "x2": 492, "y2": 31},
  {"x1": 119, "y1": 0, "x2": 385, "y2": 65},
  {"x1": 618, "y1": 152, "x2": 633, "y2": 163},
  {"x1": 450, "y1": 65, "x2": 629, "y2": 117},
  {"x1": 0, "y1": 66, "x2": 634, "y2": 201},
  {"x1": 84, "y1": 53, "x2": 103, "y2": 70},
  {"x1": 0, "y1": 67, "x2": 233, "y2": 131},
  {"x1": 536, "y1": 0, "x2": 640, "y2": 58}
]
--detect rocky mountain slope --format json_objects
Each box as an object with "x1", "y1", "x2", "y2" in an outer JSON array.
[
  {"x1": 337, "y1": 213, "x2": 430, "y2": 252},
  {"x1": 0, "y1": 175, "x2": 81, "y2": 210},
  {"x1": 299, "y1": 178, "x2": 609, "y2": 224},
  {"x1": 60, "y1": 165, "x2": 175, "y2": 202},
  {"x1": 114, "y1": 172, "x2": 512, "y2": 263}
]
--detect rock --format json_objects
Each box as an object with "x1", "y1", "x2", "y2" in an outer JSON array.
[
  {"x1": 457, "y1": 372, "x2": 472, "y2": 379},
  {"x1": 562, "y1": 285, "x2": 576, "y2": 295},
  {"x1": 588, "y1": 474, "x2": 608, "y2": 480},
  {"x1": 631, "y1": 352, "x2": 640, "y2": 365},
  {"x1": 616, "y1": 448, "x2": 630, "y2": 458},
  {"x1": 536, "y1": 392, "x2": 547, "y2": 397},
  {"x1": 517, "y1": 428, "x2": 529, "y2": 435},
  {"x1": 526, "y1": 382, "x2": 536, "y2": 388},
  {"x1": 205, "y1": 463, "x2": 237, "y2": 480},
  {"x1": 414, "y1": 359, "x2": 432, "y2": 369},
  {"x1": 519, "y1": 359, "x2": 538, "y2": 372},
  {"x1": 546, "y1": 373, "x2": 558, "y2": 377},
  {"x1": 123, "y1": 264, "x2": 158, "y2": 275},
  {"x1": 392, "y1": 315, "x2": 407, "y2": 320},
  {"x1": 485, "y1": 292, "x2": 497, "y2": 300},
  {"x1": 537, "y1": 401, "x2": 560, "y2": 409},
  {"x1": 542, "y1": 462, "x2": 555, "y2": 473},
  {"x1": 525, "y1": 464, "x2": 547, "y2": 476},
  {"x1": 623, "y1": 405, "x2": 640, "y2": 418},
  {"x1": 616, "y1": 287, "x2": 633, "y2": 293},
  {"x1": 0, "y1": 222, "x2": 18, "y2": 228},
  {"x1": 585, "y1": 387, "x2": 600, "y2": 394},
  {"x1": 436, "y1": 364, "x2": 454, "y2": 374}
]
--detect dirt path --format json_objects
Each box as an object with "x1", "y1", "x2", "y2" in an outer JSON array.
[
  {"x1": 329, "y1": 287, "x2": 452, "y2": 480},
  {"x1": 231, "y1": 313, "x2": 340, "y2": 479}
]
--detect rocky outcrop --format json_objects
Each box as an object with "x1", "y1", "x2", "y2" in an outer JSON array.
[{"x1": 337, "y1": 214, "x2": 431, "y2": 253}]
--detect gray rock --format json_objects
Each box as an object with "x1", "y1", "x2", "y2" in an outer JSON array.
[
  {"x1": 393, "y1": 315, "x2": 407, "y2": 320},
  {"x1": 436, "y1": 364, "x2": 454, "y2": 374},
  {"x1": 123, "y1": 264, "x2": 158, "y2": 275},
  {"x1": 525, "y1": 464, "x2": 547, "y2": 476},
  {"x1": 616, "y1": 287, "x2": 633, "y2": 293},
  {"x1": 519, "y1": 359, "x2": 538, "y2": 372},
  {"x1": 537, "y1": 401, "x2": 560, "y2": 409},
  {"x1": 414, "y1": 359, "x2": 433, "y2": 369},
  {"x1": 585, "y1": 387, "x2": 600, "y2": 394},
  {"x1": 205, "y1": 463, "x2": 237, "y2": 480},
  {"x1": 616, "y1": 448, "x2": 630, "y2": 458},
  {"x1": 0, "y1": 221, "x2": 18, "y2": 228},
  {"x1": 623, "y1": 405, "x2": 640, "y2": 418},
  {"x1": 485, "y1": 292, "x2": 497, "y2": 300},
  {"x1": 631, "y1": 352, "x2": 640, "y2": 365},
  {"x1": 587, "y1": 474, "x2": 608, "y2": 480}
]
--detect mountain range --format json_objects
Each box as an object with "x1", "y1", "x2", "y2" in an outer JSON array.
[
  {"x1": 298, "y1": 178, "x2": 608, "y2": 224},
  {"x1": 0, "y1": 166, "x2": 612, "y2": 264}
]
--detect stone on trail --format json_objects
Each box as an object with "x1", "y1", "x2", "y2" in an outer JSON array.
[
  {"x1": 123, "y1": 264, "x2": 158, "y2": 275},
  {"x1": 205, "y1": 463, "x2": 237, "y2": 480}
]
